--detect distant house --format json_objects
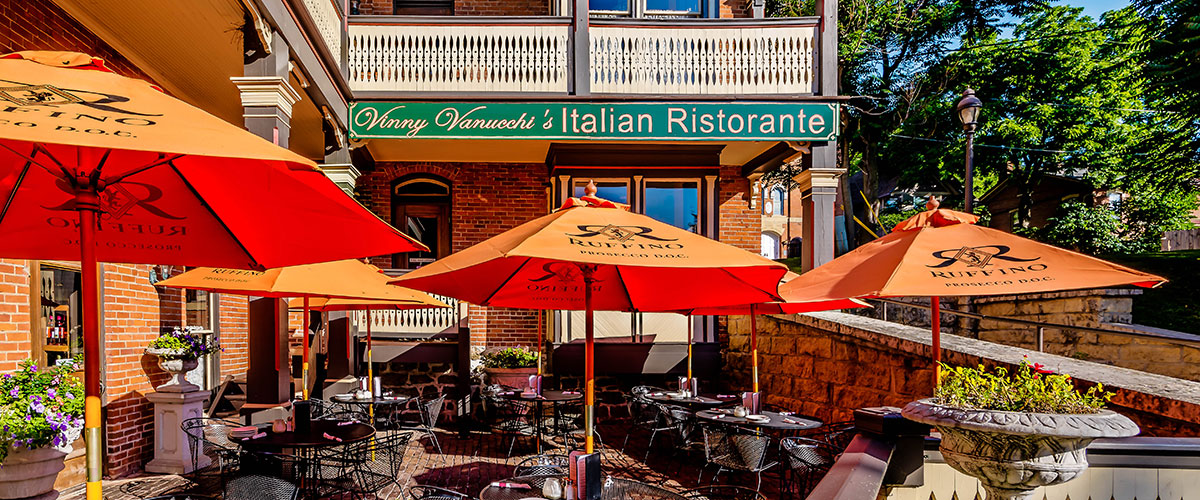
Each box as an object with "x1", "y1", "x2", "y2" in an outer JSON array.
[{"x1": 980, "y1": 174, "x2": 1097, "y2": 232}]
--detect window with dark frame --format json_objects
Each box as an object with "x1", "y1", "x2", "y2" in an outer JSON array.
[{"x1": 393, "y1": 0, "x2": 453, "y2": 15}]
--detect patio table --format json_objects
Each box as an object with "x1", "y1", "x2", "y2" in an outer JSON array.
[
  {"x1": 238, "y1": 420, "x2": 375, "y2": 498},
  {"x1": 496, "y1": 390, "x2": 584, "y2": 446},
  {"x1": 329, "y1": 393, "x2": 412, "y2": 428},
  {"x1": 479, "y1": 475, "x2": 688, "y2": 500},
  {"x1": 645, "y1": 392, "x2": 736, "y2": 410},
  {"x1": 695, "y1": 409, "x2": 822, "y2": 432}
]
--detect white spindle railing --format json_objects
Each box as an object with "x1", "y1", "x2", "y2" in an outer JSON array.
[
  {"x1": 301, "y1": 0, "x2": 344, "y2": 59},
  {"x1": 348, "y1": 20, "x2": 571, "y2": 92},
  {"x1": 352, "y1": 293, "x2": 468, "y2": 336},
  {"x1": 589, "y1": 23, "x2": 818, "y2": 94}
]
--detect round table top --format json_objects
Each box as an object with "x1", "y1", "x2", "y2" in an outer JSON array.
[
  {"x1": 329, "y1": 393, "x2": 412, "y2": 405},
  {"x1": 695, "y1": 409, "x2": 822, "y2": 431},
  {"x1": 496, "y1": 390, "x2": 584, "y2": 403},
  {"x1": 237, "y1": 420, "x2": 375, "y2": 449},
  {"x1": 645, "y1": 392, "x2": 735, "y2": 408},
  {"x1": 479, "y1": 475, "x2": 687, "y2": 500}
]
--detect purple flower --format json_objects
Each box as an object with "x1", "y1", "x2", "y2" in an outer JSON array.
[
  {"x1": 8, "y1": 387, "x2": 17, "y2": 398},
  {"x1": 65, "y1": 392, "x2": 75, "y2": 400},
  {"x1": 2, "y1": 373, "x2": 10, "y2": 379},
  {"x1": 46, "y1": 388, "x2": 56, "y2": 400},
  {"x1": 29, "y1": 365, "x2": 37, "y2": 372}
]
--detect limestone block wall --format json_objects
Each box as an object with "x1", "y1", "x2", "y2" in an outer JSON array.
[
  {"x1": 722, "y1": 311, "x2": 1200, "y2": 437},
  {"x1": 855, "y1": 290, "x2": 1200, "y2": 382}
]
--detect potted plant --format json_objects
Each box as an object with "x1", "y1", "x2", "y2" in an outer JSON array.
[
  {"x1": 478, "y1": 346, "x2": 539, "y2": 389},
  {"x1": 145, "y1": 327, "x2": 217, "y2": 393},
  {"x1": 902, "y1": 360, "x2": 1139, "y2": 500},
  {"x1": 0, "y1": 359, "x2": 84, "y2": 500}
]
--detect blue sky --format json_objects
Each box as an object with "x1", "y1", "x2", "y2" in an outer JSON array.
[{"x1": 1074, "y1": 0, "x2": 1132, "y2": 19}]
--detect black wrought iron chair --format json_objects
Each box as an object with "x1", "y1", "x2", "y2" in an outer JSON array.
[
  {"x1": 180, "y1": 417, "x2": 241, "y2": 480},
  {"x1": 779, "y1": 436, "x2": 838, "y2": 497},
  {"x1": 699, "y1": 427, "x2": 777, "y2": 491},
  {"x1": 396, "y1": 394, "x2": 447, "y2": 454},
  {"x1": 486, "y1": 394, "x2": 538, "y2": 457},
  {"x1": 817, "y1": 421, "x2": 857, "y2": 451},
  {"x1": 406, "y1": 485, "x2": 478, "y2": 499},
  {"x1": 223, "y1": 473, "x2": 299, "y2": 500},
  {"x1": 330, "y1": 431, "x2": 413, "y2": 498},
  {"x1": 513, "y1": 453, "x2": 571, "y2": 476},
  {"x1": 622, "y1": 385, "x2": 665, "y2": 452},
  {"x1": 644, "y1": 402, "x2": 695, "y2": 462},
  {"x1": 681, "y1": 485, "x2": 768, "y2": 500}
]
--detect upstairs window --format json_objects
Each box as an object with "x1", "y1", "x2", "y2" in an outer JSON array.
[
  {"x1": 590, "y1": 0, "x2": 702, "y2": 17},
  {"x1": 392, "y1": 0, "x2": 453, "y2": 15}
]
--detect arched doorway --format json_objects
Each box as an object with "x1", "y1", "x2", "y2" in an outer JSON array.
[{"x1": 391, "y1": 175, "x2": 451, "y2": 269}]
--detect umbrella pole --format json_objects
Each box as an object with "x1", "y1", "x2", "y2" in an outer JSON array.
[
  {"x1": 751, "y1": 304, "x2": 759, "y2": 394},
  {"x1": 536, "y1": 311, "x2": 543, "y2": 376},
  {"x1": 366, "y1": 308, "x2": 374, "y2": 424},
  {"x1": 686, "y1": 316, "x2": 693, "y2": 382},
  {"x1": 583, "y1": 267, "x2": 596, "y2": 454},
  {"x1": 302, "y1": 297, "x2": 310, "y2": 400},
  {"x1": 78, "y1": 196, "x2": 103, "y2": 500},
  {"x1": 931, "y1": 297, "x2": 941, "y2": 389}
]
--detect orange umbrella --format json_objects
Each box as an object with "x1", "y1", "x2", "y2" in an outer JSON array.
[
  {"x1": 393, "y1": 189, "x2": 788, "y2": 453},
  {"x1": 779, "y1": 200, "x2": 1166, "y2": 385},
  {"x1": 0, "y1": 52, "x2": 423, "y2": 499},
  {"x1": 157, "y1": 260, "x2": 433, "y2": 399},
  {"x1": 673, "y1": 274, "x2": 870, "y2": 393}
]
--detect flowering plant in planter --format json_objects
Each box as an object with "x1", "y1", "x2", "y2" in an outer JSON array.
[
  {"x1": 0, "y1": 359, "x2": 84, "y2": 463},
  {"x1": 145, "y1": 326, "x2": 217, "y2": 360},
  {"x1": 903, "y1": 359, "x2": 1137, "y2": 500},
  {"x1": 480, "y1": 346, "x2": 538, "y2": 369},
  {"x1": 934, "y1": 359, "x2": 1112, "y2": 413}
]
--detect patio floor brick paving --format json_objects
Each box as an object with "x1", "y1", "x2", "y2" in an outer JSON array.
[{"x1": 64, "y1": 421, "x2": 800, "y2": 499}]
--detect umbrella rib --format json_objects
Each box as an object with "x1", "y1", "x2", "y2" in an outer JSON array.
[
  {"x1": 0, "y1": 158, "x2": 32, "y2": 228},
  {"x1": 613, "y1": 265, "x2": 636, "y2": 312},
  {"x1": 719, "y1": 267, "x2": 784, "y2": 303},
  {"x1": 105, "y1": 153, "x2": 185, "y2": 184},
  {"x1": 478, "y1": 258, "x2": 531, "y2": 306},
  {"x1": 166, "y1": 160, "x2": 264, "y2": 270},
  {"x1": 0, "y1": 142, "x2": 72, "y2": 181}
]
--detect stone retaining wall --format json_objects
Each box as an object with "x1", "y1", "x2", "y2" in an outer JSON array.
[
  {"x1": 723, "y1": 312, "x2": 1200, "y2": 437},
  {"x1": 854, "y1": 289, "x2": 1200, "y2": 382}
]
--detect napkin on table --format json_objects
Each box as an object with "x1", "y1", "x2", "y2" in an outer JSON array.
[{"x1": 322, "y1": 432, "x2": 343, "y2": 442}]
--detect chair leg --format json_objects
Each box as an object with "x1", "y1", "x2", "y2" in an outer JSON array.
[
  {"x1": 427, "y1": 427, "x2": 443, "y2": 455},
  {"x1": 508, "y1": 435, "x2": 518, "y2": 458},
  {"x1": 756, "y1": 471, "x2": 762, "y2": 492}
]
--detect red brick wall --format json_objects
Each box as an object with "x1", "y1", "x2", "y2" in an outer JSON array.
[
  {"x1": 218, "y1": 295, "x2": 249, "y2": 378},
  {"x1": 358, "y1": 162, "x2": 549, "y2": 348},
  {"x1": 455, "y1": 0, "x2": 549, "y2": 15},
  {"x1": 0, "y1": 0, "x2": 158, "y2": 84},
  {"x1": 719, "y1": 0, "x2": 752, "y2": 18},
  {"x1": 0, "y1": 259, "x2": 31, "y2": 374},
  {"x1": 100, "y1": 264, "x2": 183, "y2": 477},
  {"x1": 718, "y1": 165, "x2": 762, "y2": 254}
]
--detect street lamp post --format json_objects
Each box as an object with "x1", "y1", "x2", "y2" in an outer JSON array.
[{"x1": 956, "y1": 88, "x2": 983, "y2": 212}]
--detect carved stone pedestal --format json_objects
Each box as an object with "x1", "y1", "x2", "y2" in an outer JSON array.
[{"x1": 145, "y1": 390, "x2": 210, "y2": 474}]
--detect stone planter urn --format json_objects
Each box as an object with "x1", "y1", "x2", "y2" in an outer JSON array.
[
  {"x1": 145, "y1": 348, "x2": 200, "y2": 393},
  {"x1": 902, "y1": 399, "x2": 1140, "y2": 500},
  {"x1": 481, "y1": 366, "x2": 537, "y2": 389},
  {"x1": 0, "y1": 445, "x2": 69, "y2": 500}
]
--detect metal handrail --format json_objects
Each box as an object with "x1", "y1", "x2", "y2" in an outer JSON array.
[{"x1": 868, "y1": 298, "x2": 1200, "y2": 350}]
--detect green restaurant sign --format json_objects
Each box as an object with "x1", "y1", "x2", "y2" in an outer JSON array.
[{"x1": 350, "y1": 101, "x2": 839, "y2": 142}]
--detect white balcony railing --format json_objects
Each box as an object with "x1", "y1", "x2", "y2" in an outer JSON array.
[
  {"x1": 346, "y1": 17, "x2": 820, "y2": 95},
  {"x1": 301, "y1": 0, "x2": 344, "y2": 59},
  {"x1": 590, "y1": 22, "x2": 817, "y2": 94},
  {"x1": 349, "y1": 18, "x2": 571, "y2": 93},
  {"x1": 351, "y1": 292, "x2": 467, "y2": 337}
]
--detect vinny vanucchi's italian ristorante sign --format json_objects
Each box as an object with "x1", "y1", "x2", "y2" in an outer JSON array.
[{"x1": 350, "y1": 102, "x2": 840, "y2": 141}]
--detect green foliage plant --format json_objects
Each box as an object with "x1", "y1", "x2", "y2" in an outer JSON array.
[
  {"x1": 935, "y1": 359, "x2": 1112, "y2": 414},
  {"x1": 146, "y1": 327, "x2": 217, "y2": 360},
  {"x1": 480, "y1": 346, "x2": 538, "y2": 369},
  {"x1": 0, "y1": 359, "x2": 85, "y2": 463}
]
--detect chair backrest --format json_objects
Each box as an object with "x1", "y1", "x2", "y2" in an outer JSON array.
[
  {"x1": 703, "y1": 427, "x2": 771, "y2": 471},
  {"x1": 729, "y1": 431, "x2": 772, "y2": 470},
  {"x1": 780, "y1": 436, "x2": 837, "y2": 471},
  {"x1": 180, "y1": 417, "x2": 239, "y2": 453},
  {"x1": 819, "y1": 421, "x2": 857, "y2": 450},
  {"x1": 407, "y1": 485, "x2": 475, "y2": 499},
  {"x1": 420, "y1": 394, "x2": 446, "y2": 427},
  {"x1": 224, "y1": 474, "x2": 298, "y2": 500},
  {"x1": 513, "y1": 453, "x2": 570, "y2": 476}
]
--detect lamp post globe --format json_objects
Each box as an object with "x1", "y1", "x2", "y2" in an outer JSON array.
[{"x1": 956, "y1": 89, "x2": 983, "y2": 211}]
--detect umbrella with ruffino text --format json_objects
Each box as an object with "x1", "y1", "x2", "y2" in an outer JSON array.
[
  {"x1": 391, "y1": 183, "x2": 788, "y2": 454},
  {"x1": 0, "y1": 51, "x2": 425, "y2": 500},
  {"x1": 779, "y1": 199, "x2": 1165, "y2": 389}
]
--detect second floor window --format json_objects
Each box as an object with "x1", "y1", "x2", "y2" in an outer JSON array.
[{"x1": 590, "y1": 0, "x2": 702, "y2": 17}]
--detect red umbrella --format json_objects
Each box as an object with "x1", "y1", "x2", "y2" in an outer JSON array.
[
  {"x1": 393, "y1": 187, "x2": 787, "y2": 453},
  {"x1": 0, "y1": 52, "x2": 424, "y2": 499}
]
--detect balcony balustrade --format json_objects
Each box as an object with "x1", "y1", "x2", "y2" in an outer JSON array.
[{"x1": 347, "y1": 16, "x2": 820, "y2": 95}]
